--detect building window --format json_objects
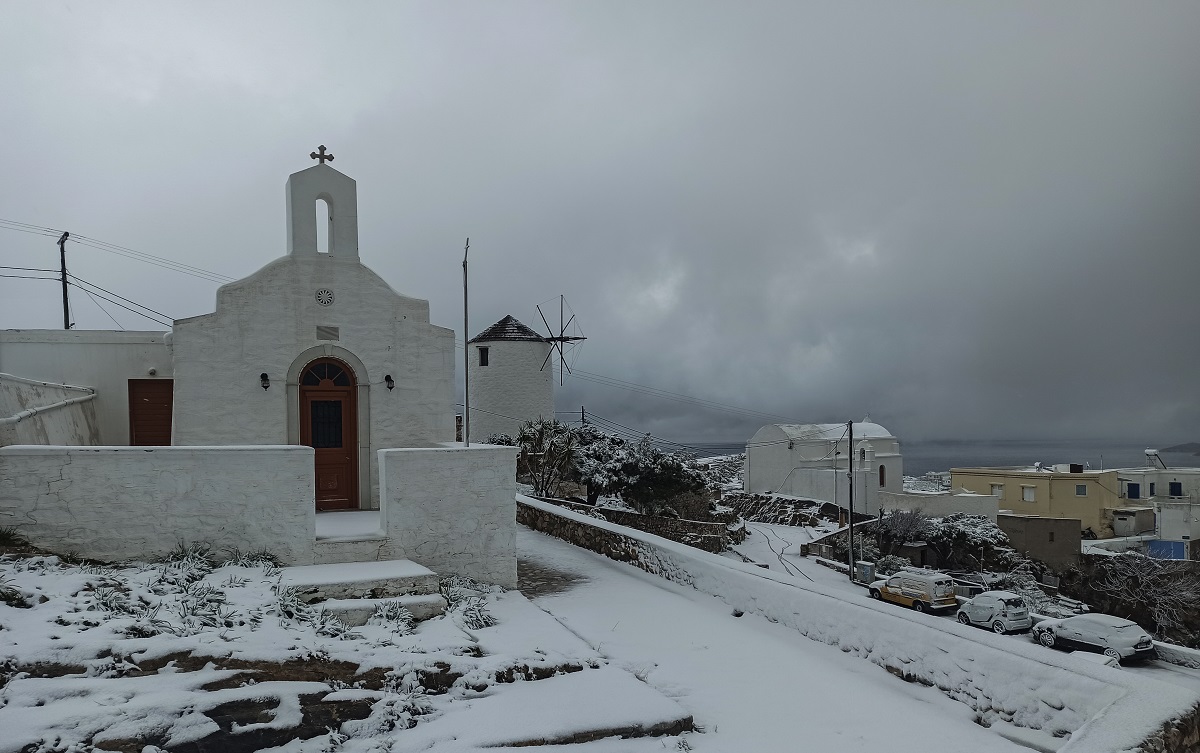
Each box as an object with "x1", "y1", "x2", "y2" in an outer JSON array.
[
  {"x1": 879, "y1": 465, "x2": 886, "y2": 487},
  {"x1": 1022, "y1": 486, "x2": 1035, "y2": 502},
  {"x1": 1127, "y1": 482, "x2": 1140, "y2": 500},
  {"x1": 478, "y1": 346, "x2": 489, "y2": 366},
  {"x1": 1075, "y1": 484, "x2": 1087, "y2": 497},
  {"x1": 1048, "y1": 531, "x2": 1055, "y2": 542},
  {"x1": 1170, "y1": 481, "x2": 1183, "y2": 497},
  {"x1": 1149, "y1": 482, "x2": 1156, "y2": 497},
  {"x1": 990, "y1": 484, "x2": 1004, "y2": 500}
]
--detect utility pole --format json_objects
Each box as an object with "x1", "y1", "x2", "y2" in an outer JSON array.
[
  {"x1": 581, "y1": 406, "x2": 586, "y2": 426},
  {"x1": 57, "y1": 232, "x2": 71, "y2": 329},
  {"x1": 847, "y1": 420, "x2": 855, "y2": 579},
  {"x1": 462, "y1": 238, "x2": 470, "y2": 447}
]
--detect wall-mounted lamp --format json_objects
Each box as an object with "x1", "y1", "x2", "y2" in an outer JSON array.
[
  {"x1": 260, "y1": 373, "x2": 270, "y2": 390},
  {"x1": 385, "y1": 374, "x2": 395, "y2": 390}
]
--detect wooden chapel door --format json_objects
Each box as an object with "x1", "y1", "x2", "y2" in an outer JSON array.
[{"x1": 299, "y1": 359, "x2": 358, "y2": 511}]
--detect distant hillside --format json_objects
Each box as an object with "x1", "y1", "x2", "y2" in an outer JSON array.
[{"x1": 1162, "y1": 442, "x2": 1200, "y2": 455}]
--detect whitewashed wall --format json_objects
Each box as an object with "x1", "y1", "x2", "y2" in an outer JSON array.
[
  {"x1": 744, "y1": 424, "x2": 903, "y2": 502},
  {"x1": 777, "y1": 467, "x2": 880, "y2": 515},
  {"x1": 1158, "y1": 501, "x2": 1200, "y2": 541},
  {"x1": 0, "y1": 445, "x2": 315, "y2": 564},
  {"x1": 171, "y1": 254, "x2": 456, "y2": 509},
  {"x1": 380, "y1": 443, "x2": 518, "y2": 588},
  {"x1": 0, "y1": 330, "x2": 171, "y2": 444},
  {"x1": 879, "y1": 491, "x2": 999, "y2": 521},
  {"x1": 0, "y1": 375, "x2": 100, "y2": 447},
  {"x1": 467, "y1": 339, "x2": 554, "y2": 441}
]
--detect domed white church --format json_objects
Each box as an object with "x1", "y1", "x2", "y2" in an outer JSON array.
[{"x1": 0, "y1": 152, "x2": 518, "y2": 587}]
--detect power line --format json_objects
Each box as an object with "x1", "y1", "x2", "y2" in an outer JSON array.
[
  {"x1": 68, "y1": 274, "x2": 174, "y2": 321},
  {"x1": 68, "y1": 236, "x2": 232, "y2": 283},
  {"x1": 0, "y1": 273, "x2": 59, "y2": 281},
  {"x1": 0, "y1": 265, "x2": 57, "y2": 273},
  {"x1": 80, "y1": 287, "x2": 125, "y2": 330},
  {"x1": 0, "y1": 217, "x2": 234, "y2": 283},
  {"x1": 78, "y1": 289, "x2": 171, "y2": 326}
]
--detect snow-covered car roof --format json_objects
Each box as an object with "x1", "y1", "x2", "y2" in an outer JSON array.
[{"x1": 1068, "y1": 614, "x2": 1141, "y2": 629}]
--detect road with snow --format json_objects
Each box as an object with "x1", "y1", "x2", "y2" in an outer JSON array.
[
  {"x1": 518, "y1": 526, "x2": 1027, "y2": 753},
  {"x1": 731, "y1": 521, "x2": 1200, "y2": 695}
]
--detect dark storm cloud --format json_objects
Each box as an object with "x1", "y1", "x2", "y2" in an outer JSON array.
[{"x1": 2, "y1": 1, "x2": 1197, "y2": 445}]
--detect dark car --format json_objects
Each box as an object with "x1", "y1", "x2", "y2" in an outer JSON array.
[{"x1": 1030, "y1": 614, "x2": 1157, "y2": 663}]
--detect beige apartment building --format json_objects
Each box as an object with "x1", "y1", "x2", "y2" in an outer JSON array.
[{"x1": 951, "y1": 465, "x2": 1125, "y2": 538}]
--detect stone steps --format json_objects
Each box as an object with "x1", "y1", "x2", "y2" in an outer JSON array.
[
  {"x1": 278, "y1": 559, "x2": 445, "y2": 621},
  {"x1": 319, "y1": 593, "x2": 448, "y2": 625}
]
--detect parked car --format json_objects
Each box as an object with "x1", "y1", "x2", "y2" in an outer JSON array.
[
  {"x1": 956, "y1": 590, "x2": 1032, "y2": 634},
  {"x1": 868, "y1": 569, "x2": 957, "y2": 613},
  {"x1": 1030, "y1": 614, "x2": 1157, "y2": 662}
]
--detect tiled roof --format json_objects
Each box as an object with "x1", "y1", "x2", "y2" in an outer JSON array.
[{"x1": 468, "y1": 315, "x2": 546, "y2": 343}]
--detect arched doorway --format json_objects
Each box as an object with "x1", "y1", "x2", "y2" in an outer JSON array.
[{"x1": 299, "y1": 358, "x2": 358, "y2": 510}]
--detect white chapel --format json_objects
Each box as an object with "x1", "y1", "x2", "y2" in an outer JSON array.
[{"x1": 0, "y1": 151, "x2": 518, "y2": 587}]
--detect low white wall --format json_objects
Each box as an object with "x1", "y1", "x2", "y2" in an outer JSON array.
[
  {"x1": 0, "y1": 374, "x2": 100, "y2": 447},
  {"x1": 879, "y1": 491, "x2": 999, "y2": 521},
  {"x1": 0, "y1": 445, "x2": 315, "y2": 564},
  {"x1": 380, "y1": 443, "x2": 517, "y2": 588},
  {"x1": 518, "y1": 497, "x2": 1199, "y2": 752}
]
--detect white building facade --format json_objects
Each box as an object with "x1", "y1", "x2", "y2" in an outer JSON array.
[{"x1": 743, "y1": 421, "x2": 903, "y2": 516}]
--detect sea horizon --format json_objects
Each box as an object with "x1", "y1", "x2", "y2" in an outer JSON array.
[{"x1": 686, "y1": 438, "x2": 1198, "y2": 477}]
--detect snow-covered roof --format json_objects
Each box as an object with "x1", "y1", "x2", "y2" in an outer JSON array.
[
  {"x1": 468, "y1": 315, "x2": 546, "y2": 343},
  {"x1": 772, "y1": 422, "x2": 895, "y2": 442}
]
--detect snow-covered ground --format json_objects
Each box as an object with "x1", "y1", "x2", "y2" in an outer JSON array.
[
  {"x1": 0, "y1": 550, "x2": 691, "y2": 752},
  {"x1": 3, "y1": 516, "x2": 1198, "y2": 752},
  {"x1": 519, "y1": 527, "x2": 1027, "y2": 752}
]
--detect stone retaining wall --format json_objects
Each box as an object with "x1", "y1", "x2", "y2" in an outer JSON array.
[{"x1": 533, "y1": 497, "x2": 728, "y2": 553}]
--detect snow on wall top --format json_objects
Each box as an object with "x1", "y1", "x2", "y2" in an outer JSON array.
[
  {"x1": 469, "y1": 315, "x2": 546, "y2": 343},
  {"x1": 772, "y1": 422, "x2": 895, "y2": 442}
]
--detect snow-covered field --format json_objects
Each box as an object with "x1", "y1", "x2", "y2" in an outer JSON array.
[
  {"x1": 0, "y1": 548, "x2": 688, "y2": 752},
  {"x1": 3, "y1": 515, "x2": 1199, "y2": 752}
]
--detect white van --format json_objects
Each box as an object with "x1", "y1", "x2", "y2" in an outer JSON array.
[{"x1": 869, "y1": 568, "x2": 957, "y2": 613}]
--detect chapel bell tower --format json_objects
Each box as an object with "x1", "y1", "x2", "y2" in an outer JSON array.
[{"x1": 285, "y1": 145, "x2": 360, "y2": 260}]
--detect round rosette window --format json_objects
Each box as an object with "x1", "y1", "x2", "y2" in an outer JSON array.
[{"x1": 315, "y1": 288, "x2": 335, "y2": 306}]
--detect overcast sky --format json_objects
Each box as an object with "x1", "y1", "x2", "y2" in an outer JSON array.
[{"x1": 2, "y1": 1, "x2": 1198, "y2": 445}]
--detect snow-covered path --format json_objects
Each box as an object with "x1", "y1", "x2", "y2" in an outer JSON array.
[{"x1": 518, "y1": 526, "x2": 1024, "y2": 753}]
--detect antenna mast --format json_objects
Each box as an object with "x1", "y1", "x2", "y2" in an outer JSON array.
[{"x1": 462, "y1": 238, "x2": 470, "y2": 446}]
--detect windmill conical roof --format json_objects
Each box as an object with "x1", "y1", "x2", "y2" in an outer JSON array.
[{"x1": 469, "y1": 315, "x2": 546, "y2": 343}]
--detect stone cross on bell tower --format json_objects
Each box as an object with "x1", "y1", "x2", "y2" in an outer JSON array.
[{"x1": 285, "y1": 146, "x2": 359, "y2": 260}]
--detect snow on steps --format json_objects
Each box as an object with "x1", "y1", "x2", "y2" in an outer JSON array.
[
  {"x1": 277, "y1": 559, "x2": 446, "y2": 620},
  {"x1": 320, "y1": 594, "x2": 447, "y2": 625}
]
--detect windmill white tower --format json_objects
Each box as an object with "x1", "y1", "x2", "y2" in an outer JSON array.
[{"x1": 467, "y1": 315, "x2": 556, "y2": 442}]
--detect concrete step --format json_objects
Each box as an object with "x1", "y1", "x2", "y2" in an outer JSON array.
[
  {"x1": 279, "y1": 559, "x2": 440, "y2": 603},
  {"x1": 320, "y1": 593, "x2": 448, "y2": 625}
]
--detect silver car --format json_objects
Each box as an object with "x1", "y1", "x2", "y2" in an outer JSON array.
[
  {"x1": 956, "y1": 590, "x2": 1032, "y2": 634},
  {"x1": 1031, "y1": 614, "x2": 1157, "y2": 662}
]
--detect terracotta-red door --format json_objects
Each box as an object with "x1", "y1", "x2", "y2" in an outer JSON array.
[{"x1": 299, "y1": 360, "x2": 357, "y2": 511}]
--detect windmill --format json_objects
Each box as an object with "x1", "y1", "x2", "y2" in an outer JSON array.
[{"x1": 536, "y1": 295, "x2": 586, "y2": 385}]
